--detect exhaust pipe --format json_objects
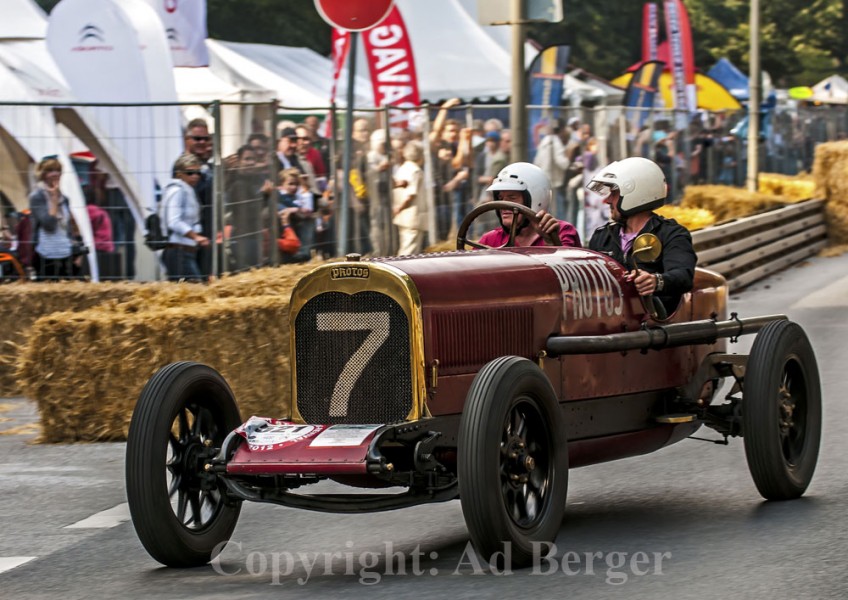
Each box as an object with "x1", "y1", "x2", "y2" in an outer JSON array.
[{"x1": 545, "y1": 314, "x2": 787, "y2": 356}]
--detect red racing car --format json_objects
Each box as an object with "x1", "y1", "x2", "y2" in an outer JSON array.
[{"x1": 126, "y1": 202, "x2": 822, "y2": 569}]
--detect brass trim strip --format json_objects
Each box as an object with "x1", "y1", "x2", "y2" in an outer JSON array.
[{"x1": 655, "y1": 414, "x2": 696, "y2": 424}]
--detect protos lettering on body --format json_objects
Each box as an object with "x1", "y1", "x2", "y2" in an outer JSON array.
[
  {"x1": 331, "y1": 266, "x2": 370, "y2": 280},
  {"x1": 536, "y1": 256, "x2": 624, "y2": 320}
]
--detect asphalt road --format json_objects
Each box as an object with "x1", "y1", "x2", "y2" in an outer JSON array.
[{"x1": 2, "y1": 252, "x2": 847, "y2": 599}]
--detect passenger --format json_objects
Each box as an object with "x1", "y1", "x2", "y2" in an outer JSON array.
[
  {"x1": 586, "y1": 156, "x2": 697, "y2": 315},
  {"x1": 479, "y1": 162, "x2": 581, "y2": 248}
]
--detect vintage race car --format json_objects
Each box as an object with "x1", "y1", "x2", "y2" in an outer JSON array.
[{"x1": 126, "y1": 203, "x2": 822, "y2": 569}]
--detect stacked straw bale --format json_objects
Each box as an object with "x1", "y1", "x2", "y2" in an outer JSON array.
[
  {"x1": 812, "y1": 141, "x2": 848, "y2": 245},
  {"x1": 679, "y1": 185, "x2": 789, "y2": 223},
  {"x1": 758, "y1": 172, "x2": 816, "y2": 201},
  {"x1": 0, "y1": 282, "x2": 159, "y2": 396},
  {"x1": 655, "y1": 206, "x2": 716, "y2": 231},
  {"x1": 16, "y1": 264, "x2": 320, "y2": 442}
]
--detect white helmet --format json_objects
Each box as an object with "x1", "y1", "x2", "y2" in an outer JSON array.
[
  {"x1": 486, "y1": 162, "x2": 552, "y2": 212},
  {"x1": 586, "y1": 157, "x2": 667, "y2": 217}
]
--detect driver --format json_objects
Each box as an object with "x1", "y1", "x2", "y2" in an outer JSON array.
[
  {"x1": 586, "y1": 157, "x2": 696, "y2": 315},
  {"x1": 479, "y1": 162, "x2": 581, "y2": 248}
]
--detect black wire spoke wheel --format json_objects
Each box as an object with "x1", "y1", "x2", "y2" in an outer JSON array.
[
  {"x1": 166, "y1": 403, "x2": 227, "y2": 530},
  {"x1": 126, "y1": 362, "x2": 243, "y2": 567},
  {"x1": 459, "y1": 356, "x2": 567, "y2": 568},
  {"x1": 743, "y1": 321, "x2": 822, "y2": 500}
]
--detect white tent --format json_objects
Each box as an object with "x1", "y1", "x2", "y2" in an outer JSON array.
[
  {"x1": 811, "y1": 75, "x2": 848, "y2": 105},
  {"x1": 566, "y1": 70, "x2": 625, "y2": 105},
  {"x1": 352, "y1": 0, "x2": 614, "y2": 105},
  {"x1": 174, "y1": 66, "x2": 273, "y2": 104},
  {"x1": 0, "y1": 2, "x2": 47, "y2": 209},
  {"x1": 0, "y1": 0, "x2": 45, "y2": 40},
  {"x1": 381, "y1": 0, "x2": 517, "y2": 102},
  {"x1": 0, "y1": 0, "x2": 155, "y2": 279},
  {"x1": 206, "y1": 39, "x2": 373, "y2": 109},
  {"x1": 48, "y1": 0, "x2": 184, "y2": 220},
  {"x1": 0, "y1": 46, "x2": 98, "y2": 278},
  {"x1": 173, "y1": 65, "x2": 277, "y2": 158}
]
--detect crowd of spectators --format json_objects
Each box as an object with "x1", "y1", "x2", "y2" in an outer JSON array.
[{"x1": 2, "y1": 100, "x2": 843, "y2": 283}]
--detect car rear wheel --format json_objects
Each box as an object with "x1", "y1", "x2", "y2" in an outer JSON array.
[
  {"x1": 458, "y1": 356, "x2": 567, "y2": 568},
  {"x1": 126, "y1": 362, "x2": 242, "y2": 567},
  {"x1": 743, "y1": 321, "x2": 821, "y2": 500}
]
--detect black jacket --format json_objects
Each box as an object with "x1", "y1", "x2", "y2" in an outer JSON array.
[{"x1": 588, "y1": 213, "x2": 697, "y2": 313}]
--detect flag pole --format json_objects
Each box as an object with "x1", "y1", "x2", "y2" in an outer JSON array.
[
  {"x1": 746, "y1": 0, "x2": 760, "y2": 192},
  {"x1": 339, "y1": 31, "x2": 358, "y2": 256},
  {"x1": 510, "y1": 0, "x2": 527, "y2": 162}
]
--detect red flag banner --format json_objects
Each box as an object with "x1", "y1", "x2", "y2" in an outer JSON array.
[
  {"x1": 329, "y1": 28, "x2": 351, "y2": 106},
  {"x1": 642, "y1": 3, "x2": 659, "y2": 62},
  {"x1": 325, "y1": 28, "x2": 351, "y2": 137},
  {"x1": 663, "y1": 0, "x2": 696, "y2": 116},
  {"x1": 663, "y1": 0, "x2": 688, "y2": 117},
  {"x1": 361, "y1": 5, "x2": 420, "y2": 131}
]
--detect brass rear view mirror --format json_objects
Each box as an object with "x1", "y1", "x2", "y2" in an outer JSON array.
[
  {"x1": 631, "y1": 233, "x2": 662, "y2": 264},
  {"x1": 629, "y1": 233, "x2": 665, "y2": 320}
]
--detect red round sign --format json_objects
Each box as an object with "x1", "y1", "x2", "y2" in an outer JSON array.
[{"x1": 314, "y1": 0, "x2": 394, "y2": 32}]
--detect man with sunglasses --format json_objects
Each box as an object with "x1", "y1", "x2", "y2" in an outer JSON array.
[
  {"x1": 586, "y1": 157, "x2": 696, "y2": 317},
  {"x1": 182, "y1": 118, "x2": 214, "y2": 276},
  {"x1": 275, "y1": 127, "x2": 304, "y2": 173}
]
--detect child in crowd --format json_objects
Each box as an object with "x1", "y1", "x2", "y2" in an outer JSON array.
[{"x1": 276, "y1": 168, "x2": 314, "y2": 262}]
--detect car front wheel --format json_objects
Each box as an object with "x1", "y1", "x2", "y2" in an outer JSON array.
[
  {"x1": 458, "y1": 356, "x2": 568, "y2": 568},
  {"x1": 126, "y1": 362, "x2": 242, "y2": 567}
]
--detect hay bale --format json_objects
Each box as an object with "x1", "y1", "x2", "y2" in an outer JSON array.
[
  {"x1": 812, "y1": 141, "x2": 848, "y2": 245},
  {"x1": 18, "y1": 292, "x2": 294, "y2": 442},
  {"x1": 680, "y1": 185, "x2": 788, "y2": 222},
  {"x1": 757, "y1": 172, "x2": 815, "y2": 201},
  {"x1": 819, "y1": 243, "x2": 848, "y2": 258},
  {"x1": 655, "y1": 206, "x2": 716, "y2": 231},
  {"x1": 14, "y1": 264, "x2": 330, "y2": 443},
  {"x1": 0, "y1": 281, "x2": 161, "y2": 396},
  {"x1": 424, "y1": 240, "x2": 459, "y2": 253}
]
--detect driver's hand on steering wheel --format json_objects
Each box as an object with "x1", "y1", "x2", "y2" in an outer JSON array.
[
  {"x1": 627, "y1": 270, "x2": 658, "y2": 296},
  {"x1": 535, "y1": 210, "x2": 560, "y2": 240}
]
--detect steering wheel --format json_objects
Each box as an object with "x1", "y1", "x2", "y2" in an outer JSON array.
[{"x1": 456, "y1": 200, "x2": 562, "y2": 250}]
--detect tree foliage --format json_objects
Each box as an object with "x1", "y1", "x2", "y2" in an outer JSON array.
[
  {"x1": 206, "y1": 0, "x2": 331, "y2": 55},
  {"x1": 34, "y1": 0, "x2": 845, "y2": 86},
  {"x1": 686, "y1": 0, "x2": 842, "y2": 86}
]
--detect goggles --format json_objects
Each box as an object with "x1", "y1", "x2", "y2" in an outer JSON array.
[{"x1": 586, "y1": 181, "x2": 617, "y2": 199}]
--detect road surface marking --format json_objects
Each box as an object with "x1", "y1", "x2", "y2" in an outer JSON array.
[
  {"x1": 0, "y1": 557, "x2": 36, "y2": 574},
  {"x1": 64, "y1": 503, "x2": 130, "y2": 529},
  {"x1": 791, "y1": 274, "x2": 848, "y2": 308}
]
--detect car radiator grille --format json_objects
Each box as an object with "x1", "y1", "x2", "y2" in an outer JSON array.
[{"x1": 295, "y1": 291, "x2": 412, "y2": 425}]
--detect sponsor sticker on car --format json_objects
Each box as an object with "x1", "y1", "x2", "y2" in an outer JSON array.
[
  {"x1": 309, "y1": 424, "x2": 382, "y2": 447},
  {"x1": 236, "y1": 417, "x2": 323, "y2": 451}
]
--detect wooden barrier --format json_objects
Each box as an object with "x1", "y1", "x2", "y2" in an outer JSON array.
[{"x1": 692, "y1": 199, "x2": 828, "y2": 290}]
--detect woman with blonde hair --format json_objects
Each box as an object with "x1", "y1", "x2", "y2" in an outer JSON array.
[{"x1": 28, "y1": 157, "x2": 76, "y2": 279}]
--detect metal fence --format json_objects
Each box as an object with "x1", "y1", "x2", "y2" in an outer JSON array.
[{"x1": 1, "y1": 99, "x2": 846, "y2": 283}]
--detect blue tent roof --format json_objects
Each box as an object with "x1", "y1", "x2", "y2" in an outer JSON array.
[
  {"x1": 708, "y1": 58, "x2": 750, "y2": 101},
  {"x1": 707, "y1": 58, "x2": 777, "y2": 108}
]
